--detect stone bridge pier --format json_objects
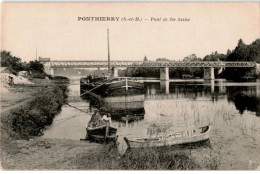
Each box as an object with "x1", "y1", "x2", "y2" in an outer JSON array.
[
  {"x1": 204, "y1": 67, "x2": 215, "y2": 80},
  {"x1": 50, "y1": 68, "x2": 54, "y2": 75},
  {"x1": 256, "y1": 64, "x2": 260, "y2": 74},
  {"x1": 160, "y1": 67, "x2": 169, "y2": 81},
  {"x1": 111, "y1": 67, "x2": 118, "y2": 78},
  {"x1": 160, "y1": 80, "x2": 169, "y2": 94}
]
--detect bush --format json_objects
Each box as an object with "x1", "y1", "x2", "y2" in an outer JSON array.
[{"x1": 11, "y1": 85, "x2": 68, "y2": 139}]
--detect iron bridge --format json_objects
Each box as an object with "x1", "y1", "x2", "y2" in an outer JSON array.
[{"x1": 49, "y1": 61, "x2": 256, "y2": 68}]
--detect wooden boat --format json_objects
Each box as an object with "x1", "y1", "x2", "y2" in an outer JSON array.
[
  {"x1": 86, "y1": 123, "x2": 118, "y2": 142},
  {"x1": 80, "y1": 77, "x2": 144, "y2": 98},
  {"x1": 86, "y1": 112, "x2": 118, "y2": 142},
  {"x1": 87, "y1": 124, "x2": 117, "y2": 136},
  {"x1": 124, "y1": 125, "x2": 211, "y2": 148}
]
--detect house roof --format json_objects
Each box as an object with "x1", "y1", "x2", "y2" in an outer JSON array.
[{"x1": 39, "y1": 57, "x2": 50, "y2": 62}]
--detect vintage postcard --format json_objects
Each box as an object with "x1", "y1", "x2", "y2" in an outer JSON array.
[{"x1": 1, "y1": 1, "x2": 260, "y2": 170}]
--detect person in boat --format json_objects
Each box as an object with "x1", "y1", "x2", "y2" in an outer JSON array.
[
  {"x1": 87, "y1": 110, "x2": 102, "y2": 128},
  {"x1": 102, "y1": 113, "x2": 112, "y2": 124}
]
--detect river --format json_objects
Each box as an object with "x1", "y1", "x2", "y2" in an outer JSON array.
[{"x1": 43, "y1": 77, "x2": 260, "y2": 169}]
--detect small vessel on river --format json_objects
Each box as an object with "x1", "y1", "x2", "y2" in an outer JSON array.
[
  {"x1": 86, "y1": 112, "x2": 118, "y2": 142},
  {"x1": 124, "y1": 125, "x2": 211, "y2": 148}
]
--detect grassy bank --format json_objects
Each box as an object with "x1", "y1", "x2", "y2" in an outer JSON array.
[
  {"x1": 74, "y1": 143, "x2": 220, "y2": 170},
  {"x1": 1, "y1": 81, "x2": 69, "y2": 140}
]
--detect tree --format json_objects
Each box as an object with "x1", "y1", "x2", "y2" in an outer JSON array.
[
  {"x1": 223, "y1": 38, "x2": 260, "y2": 80},
  {"x1": 183, "y1": 54, "x2": 201, "y2": 61},
  {"x1": 1, "y1": 50, "x2": 25, "y2": 73},
  {"x1": 203, "y1": 52, "x2": 226, "y2": 61},
  {"x1": 227, "y1": 49, "x2": 232, "y2": 56},
  {"x1": 238, "y1": 39, "x2": 245, "y2": 47},
  {"x1": 156, "y1": 58, "x2": 169, "y2": 61},
  {"x1": 26, "y1": 60, "x2": 44, "y2": 73},
  {"x1": 143, "y1": 56, "x2": 148, "y2": 62}
]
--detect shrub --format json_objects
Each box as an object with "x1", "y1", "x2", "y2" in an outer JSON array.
[{"x1": 11, "y1": 85, "x2": 68, "y2": 139}]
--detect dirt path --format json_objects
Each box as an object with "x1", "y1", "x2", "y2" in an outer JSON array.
[{"x1": 1, "y1": 137, "x2": 102, "y2": 170}]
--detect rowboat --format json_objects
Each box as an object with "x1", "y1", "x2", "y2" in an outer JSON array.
[
  {"x1": 85, "y1": 111, "x2": 118, "y2": 142},
  {"x1": 86, "y1": 124, "x2": 118, "y2": 142},
  {"x1": 124, "y1": 125, "x2": 211, "y2": 148},
  {"x1": 87, "y1": 124, "x2": 117, "y2": 136}
]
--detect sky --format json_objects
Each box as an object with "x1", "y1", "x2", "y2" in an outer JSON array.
[{"x1": 1, "y1": 2, "x2": 260, "y2": 62}]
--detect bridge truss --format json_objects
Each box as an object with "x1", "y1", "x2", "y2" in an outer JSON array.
[{"x1": 49, "y1": 61, "x2": 256, "y2": 68}]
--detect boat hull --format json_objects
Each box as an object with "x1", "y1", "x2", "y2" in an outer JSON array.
[
  {"x1": 124, "y1": 125, "x2": 211, "y2": 148},
  {"x1": 80, "y1": 78, "x2": 144, "y2": 98},
  {"x1": 87, "y1": 125, "x2": 117, "y2": 136}
]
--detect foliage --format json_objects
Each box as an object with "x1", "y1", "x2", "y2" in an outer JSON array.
[
  {"x1": 11, "y1": 84, "x2": 68, "y2": 139},
  {"x1": 156, "y1": 58, "x2": 170, "y2": 61},
  {"x1": 203, "y1": 51, "x2": 226, "y2": 61},
  {"x1": 1, "y1": 50, "x2": 26, "y2": 74},
  {"x1": 222, "y1": 38, "x2": 260, "y2": 80},
  {"x1": 1, "y1": 50, "x2": 47, "y2": 77},
  {"x1": 25, "y1": 60, "x2": 45, "y2": 74},
  {"x1": 183, "y1": 54, "x2": 202, "y2": 61}
]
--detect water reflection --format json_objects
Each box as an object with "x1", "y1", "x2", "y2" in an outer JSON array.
[
  {"x1": 144, "y1": 81, "x2": 259, "y2": 117},
  {"x1": 227, "y1": 86, "x2": 260, "y2": 116},
  {"x1": 100, "y1": 94, "x2": 145, "y2": 122}
]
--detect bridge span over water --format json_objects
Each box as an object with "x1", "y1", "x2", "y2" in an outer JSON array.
[
  {"x1": 49, "y1": 60, "x2": 256, "y2": 68},
  {"x1": 41, "y1": 60, "x2": 259, "y2": 80}
]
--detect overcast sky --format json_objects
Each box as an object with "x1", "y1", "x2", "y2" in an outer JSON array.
[{"x1": 1, "y1": 2, "x2": 260, "y2": 62}]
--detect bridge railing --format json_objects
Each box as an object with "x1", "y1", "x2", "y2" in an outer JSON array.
[{"x1": 49, "y1": 61, "x2": 256, "y2": 68}]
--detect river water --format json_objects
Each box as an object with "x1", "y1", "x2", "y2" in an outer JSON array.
[{"x1": 43, "y1": 77, "x2": 260, "y2": 169}]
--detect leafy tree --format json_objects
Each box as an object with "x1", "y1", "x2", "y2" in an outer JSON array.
[
  {"x1": 1, "y1": 50, "x2": 25, "y2": 73},
  {"x1": 223, "y1": 38, "x2": 260, "y2": 80},
  {"x1": 143, "y1": 56, "x2": 148, "y2": 62},
  {"x1": 26, "y1": 60, "x2": 44, "y2": 73},
  {"x1": 183, "y1": 54, "x2": 201, "y2": 61},
  {"x1": 203, "y1": 52, "x2": 226, "y2": 61},
  {"x1": 227, "y1": 49, "x2": 232, "y2": 56},
  {"x1": 156, "y1": 58, "x2": 169, "y2": 61},
  {"x1": 1, "y1": 50, "x2": 46, "y2": 77}
]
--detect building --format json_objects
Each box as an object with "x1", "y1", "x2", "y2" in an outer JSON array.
[{"x1": 39, "y1": 57, "x2": 52, "y2": 74}]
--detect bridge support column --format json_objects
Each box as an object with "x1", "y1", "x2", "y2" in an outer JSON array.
[
  {"x1": 160, "y1": 81, "x2": 169, "y2": 94},
  {"x1": 256, "y1": 63, "x2": 260, "y2": 74},
  {"x1": 218, "y1": 79, "x2": 226, "y2": 94},
  {"x1": 257, "y1": 79, "x2": 260, "y2": 98},
  {"x1": 160, "y1": 67, "x2": 169, "y2": 81},
  {"x1": 204, "y1": 67, "x2": 214, "y2": 80},
  {"x1": 111, "y1": 67, "x2": 118, "y2": 78},
  {"x1": 50, "y1": 68, "x2": 54, "y2": 76}
]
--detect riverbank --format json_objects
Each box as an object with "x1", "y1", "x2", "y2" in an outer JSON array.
[{"x1": 0, "y1": 78, "x2": 102, "y2": 169}]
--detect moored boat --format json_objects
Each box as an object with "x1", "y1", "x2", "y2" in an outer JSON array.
[
  {"x1": 86, "y1": 112, "x2": 118, "y2": 142},
  {"x1": 80, "y1": 77, "x2": 144, "y2": 98},
  {"x1": 87, "y1": 124, "x2": 117, "y2": 136},
  {"x1": 87, "y1": 124, "x2": 118, "y2": 141},
  {"x1": 124, "y1": 125, "x2": 211, "y2": 148}
]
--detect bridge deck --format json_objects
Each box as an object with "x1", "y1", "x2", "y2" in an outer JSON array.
[{"x1": 48, "y1": 61, "x2": 256, "y2": 68}]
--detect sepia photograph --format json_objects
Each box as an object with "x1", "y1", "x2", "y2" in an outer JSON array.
[{"x1": 0, "y1": 1, "x2": 260, "y2": 170}]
